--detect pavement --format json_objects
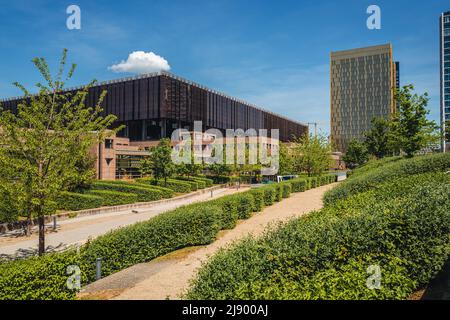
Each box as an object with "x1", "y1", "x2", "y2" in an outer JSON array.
[
  {"x1": 78, "y1": 183, "x2": 337, "y2": 300},
  {"x1": 0, "y1": 186, "x2": 247, "y2": 259}
]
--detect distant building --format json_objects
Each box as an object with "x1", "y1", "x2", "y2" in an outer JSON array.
[
  {"x1": 2, "y1": 72, "x2": 306, "y2": 179},
  {"x1": 440, "y1": 11, "x2": 450, "y2": 152},
  {"x1": 330, "y1": 44, "x2": 399, "y2": 152}
]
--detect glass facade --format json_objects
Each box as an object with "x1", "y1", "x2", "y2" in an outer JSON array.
[
  {"x1": 330, "y1": 44, "x2": 398, "y2": 152},
  {"x1": 440, "y1": 11, "x2": 450, "y2": 150}
]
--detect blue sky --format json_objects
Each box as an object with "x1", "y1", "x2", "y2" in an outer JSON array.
[{"x1": 0, "y1": 0, "x2": 447, "y2": 133}]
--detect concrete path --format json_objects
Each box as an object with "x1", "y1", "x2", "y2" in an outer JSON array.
[
  {"x1": 79, "y1": 183, "x2": 337, "y2": 300},
  {"x1": 0, "y1": 187, "x2": 246, "y2": 258}
]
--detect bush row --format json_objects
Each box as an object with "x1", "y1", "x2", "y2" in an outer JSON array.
[
  {"x1": 324, "y1": 153, "x2": 450, "y2": 205},
  {"x1": 91, "y1": 181, "x2": 164, "y2": 202},
  {"x1": 186, "y1": 168, "x2": 450, "y2": 299},
  {"x1": 0, "y1": 172, "x2": 333, "y2": 299},
  {"x1": 136, "y1": 178, "x2": 192, "y2": 193}
]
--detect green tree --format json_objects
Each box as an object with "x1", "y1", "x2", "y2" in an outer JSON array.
[
  {"x1": 342, "y1": 139, "x2": 369, "y2": 169},
  {"x1": 0, "y1": 49, "x2": 117, "y2": 255},
  {"x1": 293, "y1": 134, "x2": 332, "y2": 176},
  {"x1": 138, "y1": 157, "x2": 153, "y2": 177},
  {"x1": 279, "y1": 142, "x2": 294, "y2": 175},
  {"x1": 364, "y1": 117, "x2": 392, "y2": 159},
  {"x1": 445, "y1": 119, "x2": 450, "y2": 144},
  {"x1": 148, "y1": 138, "x2": 175, "y2": 184},
  {"x1": 389, "y1": 85, "x2": 438, "y2": 157}
]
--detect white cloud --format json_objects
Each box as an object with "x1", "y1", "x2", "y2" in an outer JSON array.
[{"x1": 108, "y1": 51, "x2": 171, "y2": 74}]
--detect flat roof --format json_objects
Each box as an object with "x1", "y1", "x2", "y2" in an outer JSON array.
[
  {"x1": 0, "y1": 71, "x2": 308, "y2": 127},
  {"x1": 330, "y1": 43, "x2": 392, "y2": 59}
]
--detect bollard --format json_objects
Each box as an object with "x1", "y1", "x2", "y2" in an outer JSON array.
[
  {"x1": 210, "y1": 189, "x2": 213, "y2": 198},
  {"x1": 96, "y1": 258, "x2": 102, "y2": 280},
  {"x1": 53, "y1": 216, "x2": 57, "y2": 231}
]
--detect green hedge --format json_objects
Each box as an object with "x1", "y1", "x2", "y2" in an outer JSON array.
[
  {"x1": 192, "y1": 176, "x2": 214, "y2": 187},
  {"x1": 208, "y1": 196, "x2": 238, "y2": 230},
  {"x1": 281, "y1": 184, "x2": 291, "y2": 198},
  {"x1": 105, "y1": 180, "x2": 173, "y2": 198},
  {"x1": 0, "y1": 250, "x2": 81, "y2": 300},
  {"x1": 176, "y1": 177, "x2": 207, "y2": 189},
  {"x1": 186, "y1": 168, "x2": 450, "y2": 299},
  {"x1": 57, "y1": 192, "x2": 104, "y2": 211},
  {"x1": 92, "y1": 181, "x2": 163, "y2": 202},
  {"x1": 86, "y1": 190, "x2": 138, "y2": 206},
  {"x1": 136, "y1": 178, "x2": 192, "y2": 194},
  {"x1": 0, "y1": 204, "x2": 223, "y2": 300},
  {"x1": 248, "y1": 189, "x2": 265, "y2": 212},
  {"x1": 262, "y1": 186, "x2": 276, "y2": 206},
  {"x1": 290, "y1": 179, "x2": 307, "y2": 192},
  {"x1": 309, "y1": 177, "x2": 318, "y2": 188},
  {"x1": 1, "y1": 171, "x2": 318, "y2": 300},
  {"x1": 323, "y1": 153, "x2": 450, "y2": 205}
]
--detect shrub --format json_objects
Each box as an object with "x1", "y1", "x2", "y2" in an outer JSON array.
[
  {"x1": 176, "y1": 177, "x2": 207, "y2": 189},
  {"x1": 92, "y1": 181, "x2": 163, "y2": 202},
  {"x1": 174, "y1": 179, "x2": 199, "y2": 191},
  {"x1": 309, "y1": 177, "x2": 318, "y2": 188},
  {"x1": 136, "y1": 178, "x2": 192, "y2": 194},
  {"x1": 232, "y1": 193, "x2": 254, "y2": 219},
  {"x1": 206, "y1": 175, "x2": 235, "y2": 184},
  {"x1": 57, "y1": 192, "x2": 104, "y2": 211},
  {"x1": 79, "y1": 204, "x2": 222, "y2": 283},
  {"x1": 262, "y1": 186, "x2": 276, "y2": 206},
  {"x1": 192, "y1": 176, "x2": 214, "y2": 187},
  {"x1": 186, "y1": 170, "x2": 450, "y2": 300},
  {"x1": 248, "y1": 189, "x2": 265, "y2": 212},
  {"x1": 86, "y1": 190, "x2": 138, "y2": 206},
  {"x1": 323, "y1": 153, "x2": 450, "y2": 205},
  {"x1": 209, "y1": 196, "x2": 238, "y2": 230},
  {"x1": 289, "y1": 179, "x2": 307, "y2": 193},
  {"x1": 281, "y1": 184, "x2": 291, "y2": 198},
  {"x1": 0, "y1": 250, "x2": 81, "y2": 300}
]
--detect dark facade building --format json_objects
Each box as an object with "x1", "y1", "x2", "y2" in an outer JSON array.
[
  {"x1": 440, "y1": 11, "x2": 450, "y2": 152},
  {"x1": 1, "y1": 71, "x2": 307, "y2": 142}
]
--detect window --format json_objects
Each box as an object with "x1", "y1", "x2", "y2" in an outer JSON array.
[
  {"x1": 445, "y1": 29, "x2": 450, "y2": 36},
  {"x1": 445, "y1": 16, "x2": 450, "y2": 23},
  {"x1": 105, "y1": 139, "x2": 113, "y2": 149}
]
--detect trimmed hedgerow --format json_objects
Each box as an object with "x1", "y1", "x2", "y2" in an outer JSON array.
[
  {"x1": 290, "y1": 179, "x2": 307, "y2": 192},
  {"x1": 192, "y1": 176, "x2": 214, "y2": 187},
  {"x1": 0, "y1": 249, "x2": 82, "y2": 300},
  {"x1": 0, "y1": 203, "x2": 223, "y2": 300},
  {"x1": 86, "y1": 190, "x2": 138, "y2": 206},
  {"x1": 0, "y1": 166, "x2": 322, "y2": 300},
  {"x1": 323, "y1": 152, "x2": 450, "y2": 205},
  {"x1": 309, "y1": 177, "x2": 318, "y2": 188},
  {"x1": 262, "y1": 186, "x2": 276, "y2": 206},
  {"x1": 92, "y1": 181, "x2": 163, "y2": 202},
  {"x1": 136, "y1": 178, "x2": 192, "y2": 194},
  {"x1": 186, "y1": 169, "x2": 450, "y2": 300},
  {"x1": 281, "y1": 184, "x2": 292, "y2": 198},
  {"x1": 248, "y1": 189, "x2": 265, "y2": 212},
  {"x1": 208, "y1": 196, "x2": 238, "y2": 230},
  {"x1": 273, "y1": 184, "x2": 283, "y2": 202},
  {"x1": 176, "y1": 177, "x2": 207, "y2": 189},
  {"x1": 79, "y1": 204, "x2": 223, "y2": 284},
  {"x1": 57, "y1": 192, "x2": 104, "y2": 211}
]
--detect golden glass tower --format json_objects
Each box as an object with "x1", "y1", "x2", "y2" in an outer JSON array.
[{"x1": 330, "y1": 44, "x2": 398, "y2": 152}]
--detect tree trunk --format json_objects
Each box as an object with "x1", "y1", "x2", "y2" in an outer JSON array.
[
  {"x1": 25, "y1": 216, "x2": 32, "y2": 237},
  {"x1": 38, "y1": 215, "x2": 45, "y2": 255}
]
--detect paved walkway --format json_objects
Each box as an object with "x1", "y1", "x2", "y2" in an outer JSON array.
[
  {"x1": 79, "y1": 183, "x2": 337, "y2": 300},
  {"x1": 0, "y1": 187, "x2": 246, "y2": 258}
]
